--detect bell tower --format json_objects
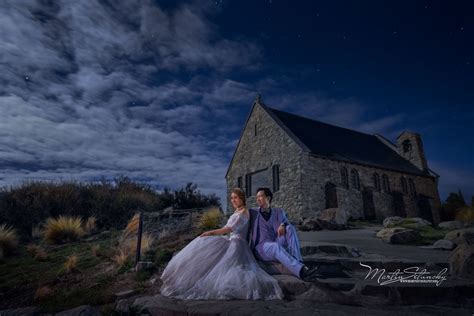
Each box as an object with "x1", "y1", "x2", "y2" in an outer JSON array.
[{"x1": 396, "y1": 131, "x2": 428, "y2": 171}]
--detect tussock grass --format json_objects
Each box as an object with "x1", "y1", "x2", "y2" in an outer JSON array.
[
  {"x1": 199, "y1": 208, "x2": 222, "y2": 230},
  {"x1": 0, "y1": 224, "x2": 19, "y2": 256},
  {"x1": 43, "y1": 216, "x2": 84, "y2": 244}
]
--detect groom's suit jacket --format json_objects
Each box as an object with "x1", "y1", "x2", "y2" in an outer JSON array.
[{"x1": 248, "y1": 207, "x2": 290, "y2": 251}]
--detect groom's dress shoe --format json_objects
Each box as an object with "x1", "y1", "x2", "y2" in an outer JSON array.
[{"x1": 299, "y1": 265, "x2": 323, "y2": 281}]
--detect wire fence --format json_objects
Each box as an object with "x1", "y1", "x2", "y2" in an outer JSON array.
[{"x1": 133, "y1": 206, "x2": 223, "y2": 264}]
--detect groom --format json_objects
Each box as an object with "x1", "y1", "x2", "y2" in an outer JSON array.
[{"x1": 248, "y1": 187, "x2": 321, "y2": 281}]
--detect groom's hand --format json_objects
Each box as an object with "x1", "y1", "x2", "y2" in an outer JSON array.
[{"x1": 277, "y1": 224, "x2": 286, "y2": 237}]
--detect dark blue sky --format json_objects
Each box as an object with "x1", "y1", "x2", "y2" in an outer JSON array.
[{"x1": 0, "y1": 0, "x2": 472, "y2": 205}]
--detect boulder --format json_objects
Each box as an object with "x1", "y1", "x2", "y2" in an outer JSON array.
[
  {"x1": 314, "y1": 208, "x2": 347, "y2": 230},
  {"x1": 376, "y1": 227, "x2": 421, "y2": 244},
  {"x1": 444, "y1": 227, "x2": 474, "y2": 245},
  {"x1": 298, "y1": 219, "x2": 321, "y2": 231},
  {"x1": 0, "y1": 307, "x2": 39, "y2": 316},
  {"x1": 448, "y1": 243, "x2": 474, "y2": 279},
  {"x1": 383, "y1": 216, "x2": 404, "y2": 228},
  {"x1": 438, "y1": 221, "x2": 464, "y2": 230},
  {"x1": 429, "y1": 239, "x2": 456, "y2": 250},
  {"x1": 115, "y1": 299, "x2": 130, "y2": 315},
  {"x1": 55, "y1": 305, "x2": 101, "y2": 316},
  {"x1": 402, "y1": 217, "x2": 432, "y2": 229}
]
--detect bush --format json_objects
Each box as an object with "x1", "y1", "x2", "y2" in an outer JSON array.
[
  {"x1": 0, "y1": 178, "x2": 221, "y2": 239},
  {"x1": 199, "y1": 208, "x2": 223, "y2": 230},
  {"x1": 456, "y1": 206, "x2": 474, "y2": 225},
  {"x1": 43, "y1": 216, "x2": 84, "y2": 244},
  {"x1": 155, "y1": 249, "x2": 173, "y2": 267},
  {"x1": 64, "y1": 255, "x2": 78, "y2": 274},
  {"x1": 0, "y1": 223, "x2": 19, "y2": 255},
  {"x1": 84, "y1": 216, "x2": 97, "y2": 235}
]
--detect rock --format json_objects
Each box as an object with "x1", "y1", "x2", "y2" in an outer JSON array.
[
  {"x1": 315, "y1": 208, "x2": 347, "y2": 230},
  {"x1": 135, "y1": 261, "x2": 154, "y2": 272},
  {"x1": 115, "y1": 289, "x2": 137, "y2": 299},
  {"x1": 383, "y1": 216, "x2": 404, "y2": 228},
  {"x1": 0, "y1": 307, "x2": 39, "y2": 316},
  {"x1": 438, "y1": 221, "x2": 464, "y2": 230},
  {"x1": 426, "y1": 239, "x2": 456, "y2": 250},
  {"x1": 55, "y1": 305, "x2": 101, "y2": 316},
  {"x1": 298, "y1": 219, "x2": 321, "y2": 231},
  {"x1": 99, "y1": 230, "x2": 111, "y2": 238},
  {"x1": 444, "y1": 227, "x2": 474, "y2": 245},
  {"x1": 301, "y1": 242, "x2": 361, "y2": 258},
  {"x1": 273, "y1": 274, "x2": 312, "y2": 296},
  {"x1": 448, "y1": 243, "x2": 474, "y2": 279},
  {"x1": 376, "y1": 227, "x2": 420, "y2": 244},
  {"x1": 403, "y1": 217, "x2": 432, "y2": 229},
  {"x1": 115, "y1": 299, "x2": 130, "y2": 315}
]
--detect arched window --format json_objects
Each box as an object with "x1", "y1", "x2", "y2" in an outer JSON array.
[
  {"x1": 401, "y1": 177, "x2": 408, "y2": 194},
  {"x1": 382, "y1": 174, "x2": 390, "y2": 193},
  {"x1": 373, "y1": 172, "x2": 380, "y2": 191},
  {"x1": 408, "y1": 179, "x2": 416, "y2": 196},
  {"x1": 402, "y1": 139, "x2": 412, "y2": 153},
  {"x1": 350, "y1": 169, "x2": 360, "y2": 190},
  {"x1": 340, "y1": 167, "x2": 349, "y2": 189}
]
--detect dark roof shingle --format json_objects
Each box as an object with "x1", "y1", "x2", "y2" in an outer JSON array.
[{"x1": 267, "y1": 106, "x2": 428, "y2": 176}]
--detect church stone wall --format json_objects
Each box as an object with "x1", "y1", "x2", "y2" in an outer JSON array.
[{"x1": 225, "y1": 103, "x2": 305, "y2": 223}]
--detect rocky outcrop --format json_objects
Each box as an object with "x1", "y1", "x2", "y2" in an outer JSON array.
[
  {"x1": 448, "y1": 243, "x2": 474, "y2": 279},
  {"x1": 444, "y1": 227, "x2": 474, "y2": 246},
  {"x1": 438, "y1": 220, "x2": 464, "y2": 230},
  {"x1": 376, "y1": 227, "x2": 421, "y2": 244},
  {"x1": 314, "y1": 208, "x2": 347, "y2": 230}
]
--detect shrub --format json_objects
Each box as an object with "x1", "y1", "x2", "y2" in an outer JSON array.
[
  {"x1": 64, "y1": 255, "x2": 78, "y2": 274},
  {"x1": 34, "y1": 286, "x2": 54, "y2": 302},
  {"x1": 0, "y1": 223, "x2": 19, "y2": 255},
  {"x1": 84, "y1": 216, "x2": 97, "y2": 235},
  {"x1": 199, "y1": 208, "x2": 222, "y2": 230},
  {"x1": 155, "y1": 249, "x2": 173, "y2": 267},
  {"x1": 113, "y1": 249, "x2": 129, "y2": 268},
  {"x1": 91, "y1": 244, "x2": 101, "y2": 257},
  {"x1": 26, "y1": 243, "x2": 48, "y2": 260},
  {"x1": 455, "y1": 206, "x2": 474, "y2": 225},
  {"x1": 43, "y1": 216, "x2": 84, "y2": 244}
]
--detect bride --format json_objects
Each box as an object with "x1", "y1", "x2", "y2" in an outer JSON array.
[{"x1": 160, "y1": 188, "x2": 283, "y2": 300}]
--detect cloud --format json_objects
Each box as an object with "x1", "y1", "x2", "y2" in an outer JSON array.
[{"x1": 0, "y1": 0, "x2": 262, "y2": 206}]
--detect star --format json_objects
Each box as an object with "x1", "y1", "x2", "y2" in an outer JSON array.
[
  {"x1": 460, "y1": 27, "x2": 464, "y2": 31},
  {"x1": 24, "y1": 76, "x2": 30, "y2": 81}
]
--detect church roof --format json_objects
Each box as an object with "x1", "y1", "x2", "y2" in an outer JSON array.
[{"x1": 265, "y1": 106, "x2": 429, "y2": 176}]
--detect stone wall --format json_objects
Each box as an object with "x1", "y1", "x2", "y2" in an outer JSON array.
[
  {"x1": 299, "y1": 154, "x2": 441, "y2": 223},
  {"x1": 225, "y1": 102, "x2": 304, "y2": 222}
]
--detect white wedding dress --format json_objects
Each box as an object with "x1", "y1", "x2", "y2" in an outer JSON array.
[{"x1": 160, "y1": 211, "x2": 283, "y2": 300}]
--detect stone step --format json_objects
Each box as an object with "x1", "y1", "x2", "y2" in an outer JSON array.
[
  {"x1": 273, "y1": 274, "x2": 474, "y2": 307},
  {"x1": 303, "y1": 255, "x2": 452, "y2": 275}
]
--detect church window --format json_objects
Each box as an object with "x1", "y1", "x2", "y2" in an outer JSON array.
[
  {"x1": 382, "y1": 174, "x2": 391, "y2": 193},
  {"x1": 373, "y1": 172, "x2": 381, "y2": 191},
  {"x1": 340, "y1": 167, "x2": 349, "y2": 189},
  {"x1": 350, "y1": 169, "x2": 360, "y2": 190}
]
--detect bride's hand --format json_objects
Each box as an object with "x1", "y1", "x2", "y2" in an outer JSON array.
[{"x1": 200, "y1": 231, "x2": 212, "y2": 237}]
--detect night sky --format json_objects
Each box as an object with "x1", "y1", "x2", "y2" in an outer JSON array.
[{"x1": 0, "y1": 0, "x2": 473, "y2": 207}]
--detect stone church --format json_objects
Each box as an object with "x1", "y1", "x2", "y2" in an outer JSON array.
[{"x1": 225, "y1": 96, "x2": 442, "y2": 224}]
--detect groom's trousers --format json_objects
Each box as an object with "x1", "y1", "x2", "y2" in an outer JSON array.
[{"x1": 254, "y1": 224, "x2": 304, "y2": 277}]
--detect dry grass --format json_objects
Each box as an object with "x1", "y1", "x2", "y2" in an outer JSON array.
[
  {"x1": 0, "y1": 223, "x2": 19, "y2": 255},
  {"x1": 43, "y1": 216, "x2": 84, "y2": 244},
  {"x1": 84, "y1": 216, "x2": 97, "y2": 235},
  {"x1": 199, "y1": 208, "x2": 222, "y2": 230},
  {"x1": 34, "y1": 286, "x2": 54, "y2": 302},
  {"x1": 26, "y1": 243, "x2": 48, "y2": 261},
  {"x1": 64, "y1": 255, "x2": 78, "y2": 274},
  {"x1": 91, "y1": 244, "x2": 100, "y2": 257},
  {"x1": 113, "y1": 249, "x2": 129, "y2": 267},
  {"x1": 456, "y1": 207, "x2": 474, "y2": 225},
  {"x1": 122, "y1": 213, "x2": 140, "y2": 241}
]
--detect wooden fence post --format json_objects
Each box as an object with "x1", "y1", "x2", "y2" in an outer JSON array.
[{"x1": 135, "y1": 212, "x2": 143, "y2": 265}]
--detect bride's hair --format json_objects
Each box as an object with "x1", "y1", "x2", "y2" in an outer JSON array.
[{"x1": 231, "y1": 188, "x2": 246, "y2": 207}]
